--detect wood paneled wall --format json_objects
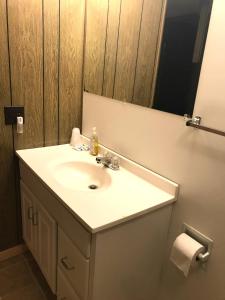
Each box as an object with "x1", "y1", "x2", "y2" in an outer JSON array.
[
  {"x1": 59, "y1": 0, "x2": 85, "y2": 144},
  {"x1": 0, "y1": 0, "x2": 18, "y2": 251},
  {"x1": 44, "y1": 0, "x2": 60, "y2": 146},
  {"x1": 8, "y1": 0, "x2": 44, "y2": 150},
  {"x1": 85, "y1": 0, "x2": 165, "y2": 107},
  {"x1": 0, "y1": 0, "x2": 85, "y2": 251}
]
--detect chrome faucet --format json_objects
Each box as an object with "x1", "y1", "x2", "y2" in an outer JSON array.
[{"x1": 96, "y1": 152, "x2": 120, "y2": 170}]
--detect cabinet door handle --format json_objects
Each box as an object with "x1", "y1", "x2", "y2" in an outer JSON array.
[
  {"x1": 60, "y1": 256, "x2": 75, "y2": 270},
  {"x1": 28, "y1": 207, "x2": 33, "y2": 220},
  {"x1": 32, "y1": 212, "x2": 38, "y2": 226}
]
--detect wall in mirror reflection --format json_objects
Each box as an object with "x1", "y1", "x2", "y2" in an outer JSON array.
[{"x1": 84, "y1": 0, "x2": 213, "y2": 116}]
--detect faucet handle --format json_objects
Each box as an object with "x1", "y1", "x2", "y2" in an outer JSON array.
[
  {"x1": 111, "y1": 156, "x2": 120, "y2": 170},
  {"x1": 103, "y1": 151, "x2": 112, "y2": 159}
]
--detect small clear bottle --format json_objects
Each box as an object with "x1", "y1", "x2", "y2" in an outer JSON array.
[{"x1": 89, "y1": 127, "x2": 99, "y2": 156}]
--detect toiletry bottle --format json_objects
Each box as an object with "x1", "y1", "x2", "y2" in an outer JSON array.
[{"x1": 90, "y1": 127, "x2": 99, "y2": 156}]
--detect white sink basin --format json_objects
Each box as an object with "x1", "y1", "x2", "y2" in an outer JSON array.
[
  {"x1": 16, "y1": 143, "x2": 178, "y2": 232},
  {"x1": 50, "y1": 161, "x2": 111, "y2": 191}
]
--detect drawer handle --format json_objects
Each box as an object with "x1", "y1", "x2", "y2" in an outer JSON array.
[
  {"x1": 60, "y1": 256, "x2": 75, "y2": 270},
  {"x1": 28, "y1": 206, "x2": 33, "y2": 220},
  {"x1": 32, "y1": 212, "x2": 38, "y2": 226}
]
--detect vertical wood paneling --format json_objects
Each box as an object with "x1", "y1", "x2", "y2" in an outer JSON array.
[
  {"x1": 113, "y1": 0, "x2": 143, "y2": 101},
  {"x1": 8, "y1": 0, "x2": 44, "y2": 150},
  {"x1": 85, "y1": 0, "x2": 108, "y2": 95},
  {"x1": 59, "y1": 0, "x2": 85, "y2": 144},
  {"x1": 133, "y1": 0, "x2": 165, "y2": 107},
  {"x1": 43, "y1": 0, "x2": 59, "y2": 146},
  {"x1": 0, "y1": 0, "x2": 18, "y2": 250},
  {"x1": 0, "y1": 0, "x2": 85, "y2": 251},
  {"x1": 103, "y1": 0, "x2": 121, "y2": 98}
]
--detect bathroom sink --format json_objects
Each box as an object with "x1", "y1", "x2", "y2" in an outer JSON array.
[
  {"x1": 49, "y1": 161, "x2": 111, "y2": 191},
  {"x1": 16, "y1": 143, "x2": 178, "y2": 232}
]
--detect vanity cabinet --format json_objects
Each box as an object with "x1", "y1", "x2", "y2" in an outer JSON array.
[
  {"x1": 19, "y1": 160, "x2": 174, "y2": 300},
  {"x1": 20, "y1": 181, "x2": 57, "y2": 293}
]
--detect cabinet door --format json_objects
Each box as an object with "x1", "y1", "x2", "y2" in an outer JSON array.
[
  {"x1": 57, "y1": 268, "x2": 80, "y2": 300},
  {"x1": 58, "y1": 228, "x2": 89, "y2": 300},
  {"x1": 21, "y1": 183, "x2": 38, "y2": 258},
  {"x1": 37, "y1": 201, "x2": 57, "y2": 293}
]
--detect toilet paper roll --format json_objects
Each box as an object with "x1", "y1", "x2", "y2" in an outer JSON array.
[{"x1": 170, "y1": 233, "x2": 205, "y2": 277}]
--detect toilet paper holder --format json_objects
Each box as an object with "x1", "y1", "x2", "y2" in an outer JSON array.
[
  {"x1": 182, "y1": 224, "x2": 213, "y2": 263},
  {"x1": 197, "y1": 251, "x2": 210, "y2": 263}
]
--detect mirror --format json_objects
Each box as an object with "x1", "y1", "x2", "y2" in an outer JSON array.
[{"x1": 84, "y1": 0, "x2": 213, "y2": 116}]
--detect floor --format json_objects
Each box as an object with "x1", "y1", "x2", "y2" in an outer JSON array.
[{"x1": 0, "y1": 252, "x2": 56, "y2": 300}]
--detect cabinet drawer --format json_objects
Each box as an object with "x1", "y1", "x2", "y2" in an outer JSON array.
[
  {"x1": 57, "y1": 268, "x2": 80, "y2": 300},
  {"x1": 58, "y1": 228, "x2": 89, "y2": 300}
]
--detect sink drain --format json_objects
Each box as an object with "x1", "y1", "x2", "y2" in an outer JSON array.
[{"x1": 88, "y1": 184, "x2": 98, "y2": 190}]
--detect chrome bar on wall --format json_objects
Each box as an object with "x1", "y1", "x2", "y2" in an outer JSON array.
[{"x1": 186, "y1": 116, "x2": 225, "y2": 137}]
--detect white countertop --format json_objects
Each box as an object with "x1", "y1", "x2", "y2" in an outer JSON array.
[{"x1": 16, "y1": 144, "x2": 178, "y2": 233}]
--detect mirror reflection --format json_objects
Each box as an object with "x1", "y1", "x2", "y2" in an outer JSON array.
[{"x1": 84, "y1": 0, "x2": 213, "y2": 116}]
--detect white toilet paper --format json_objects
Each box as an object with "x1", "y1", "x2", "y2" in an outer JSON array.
[{"x1": 170, "y1": 233, "x2": 205, "y2": 277}]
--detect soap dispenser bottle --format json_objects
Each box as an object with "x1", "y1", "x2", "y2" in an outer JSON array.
[{"x1": 90, "y1": 127, "x2": 99, "y2": 156}]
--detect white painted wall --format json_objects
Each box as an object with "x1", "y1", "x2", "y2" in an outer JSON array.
[
  {"x1": 194, "y1": 0, "x2": 225, "y2": 131},
  {"x1": 82, "y1": 0, "x2": 225, "y2": 299}
]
